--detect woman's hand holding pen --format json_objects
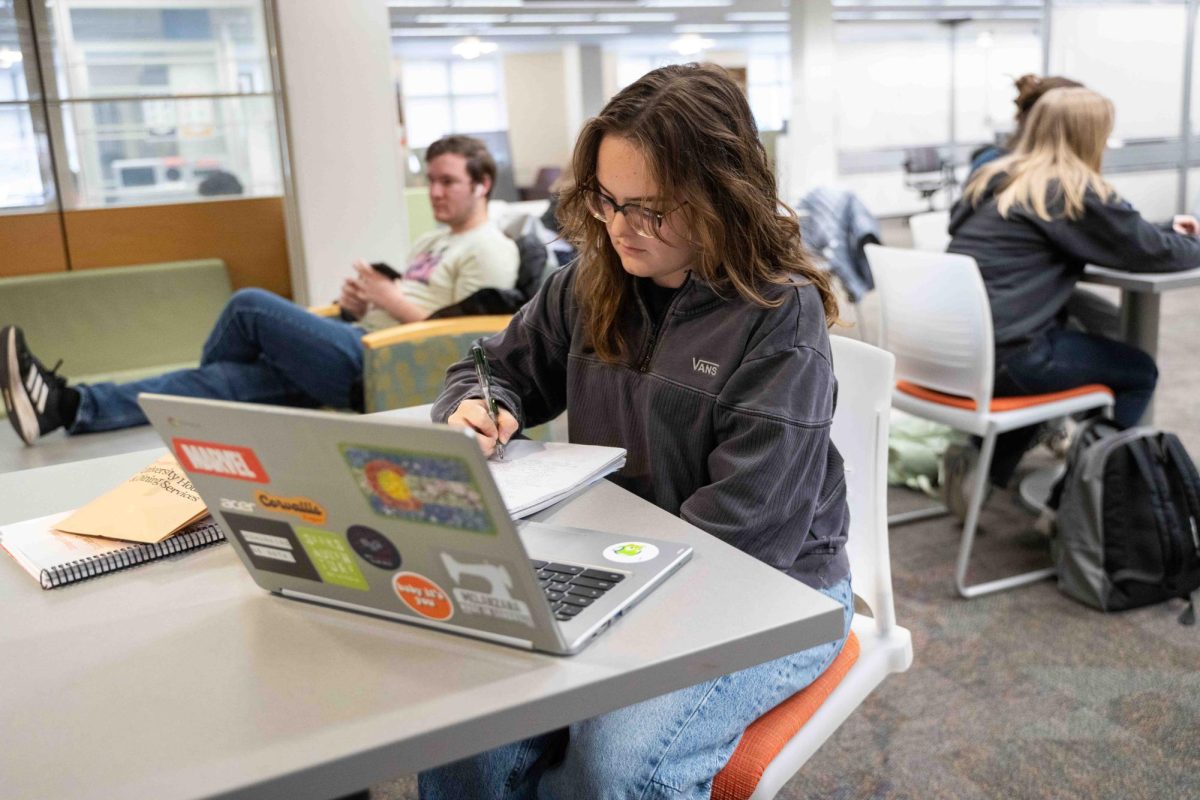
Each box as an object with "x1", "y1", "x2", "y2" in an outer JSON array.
[{"x1": 449, "y1": 399, "x2": 519, "y2": 457}]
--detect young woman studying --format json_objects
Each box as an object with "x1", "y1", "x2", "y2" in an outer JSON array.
[
  {"x1": 948, "y1": 86, "x2": 1200, "y2": 490},
  {"x1": 420, "y1": 63, "x2": 853, "y2": 799}
]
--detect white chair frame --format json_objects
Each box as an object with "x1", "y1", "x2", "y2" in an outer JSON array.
[
  {"x1": 907, "y1": 209, "x2": 951, "y2": 252},
  {"x1": 866, "y1": 245, "x2": 1114, "y2": 598},
  {"x1": 748, "y1": 336, "x2": 913, "y2": 798}
]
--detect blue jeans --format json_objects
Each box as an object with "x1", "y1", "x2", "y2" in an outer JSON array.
[
  {"x1": 70, "y1": 288, "x2": 366, "y2": 433},
  {"x1": 418, "y1": 576, "x2": 854, "y2": 800},
  {"x1": 989, "y1": 327, "x2": 1158, "y2": 484}
]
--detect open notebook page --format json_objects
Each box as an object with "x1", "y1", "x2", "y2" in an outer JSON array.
[{"x1": 489, "y1": 440, "x2": 626, "y2": 518}]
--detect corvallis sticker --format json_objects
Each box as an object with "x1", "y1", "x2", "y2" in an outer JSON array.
[
  {"x1": 255, "y1": 491, "x2": 327, "y2": 525},
  {"x1": 173, "y1": 438, "x2": 269, "y2": 483}
]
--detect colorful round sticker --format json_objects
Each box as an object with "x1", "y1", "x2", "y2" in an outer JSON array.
[
  {"x1": 392, "y1": 572, "x2": 454, "y2": 621},
  {"x1": 602, "y1": 542, "x2": 660, "y2": 563},
  {"x1": 346, "y1": 525, "x2": 402, "y2": 570}
]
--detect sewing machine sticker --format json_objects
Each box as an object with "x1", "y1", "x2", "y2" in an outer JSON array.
[
  {"x1": 392, "y1": 572, "x2": 454, "y2": 621},
  {"x1": 295, "y1": 527, "x2": 370, "y2": 591},
  {"x1": 340, "y1": 444, "x2": 494, "y2": 534},
  {"x1": 602, "y1": 542, "x2": 660, "y2": 564},
  {"x1": 221, "y1": 511, "x2": 321, "y2": 581},
  {"x1": 346, "y1": 524, "x2": 402, "y2": 570},
  {"x1": 438, "y1": 551, "x2": 535, "y2": 628}
]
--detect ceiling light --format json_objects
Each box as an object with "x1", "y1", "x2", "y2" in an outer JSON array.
[
  {"x1": 554, "y1": 24, "x2": 632, "y2": 34},
  {"x1": 675, "y1": 23, "x2": 741, "y2": 33},
  {"x1": 416, "y1": 13, "x2": 507, "y2": 23},
  {"x1": 452, "y1": 36, "x2": 499, "y2": 58},
  {"x1": 509, "y1": 13, "x2": 594, "y2": 22},
  {"x1": 484, "y1": 26, "x2": 556, "y2": 35},
  {"x1": 595, "y1": 12, "x2": 676, "y2": 22},
  {"x1": 393, "y1": 27, "x2": 473, "y2": 36},
  {"x1": 670, "y1": 33, "x2": 715, "y2": 56},
  {"x1": 725, "y1": 12, "x2": 787, "y2": 22},
  {"x1": 642, "y1": 0, "x2": 732, "y2": 7}
]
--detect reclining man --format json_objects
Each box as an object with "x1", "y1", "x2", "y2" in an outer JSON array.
[{"x1": 2, "y1": 134, "x2": 518, "y2": 445}]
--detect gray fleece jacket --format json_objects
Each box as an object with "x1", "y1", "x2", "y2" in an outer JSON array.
[{"x1": 431, "y1": 263, "x2": 849, "y2": 590}]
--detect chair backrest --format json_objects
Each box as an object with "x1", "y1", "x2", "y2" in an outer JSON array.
[
  {"x1": 360, "y1": 316, "x2": 512, "y2": 412},
  {"x1": 903, "y1": 146, "x2": 944, "y2": 175},
  {"x1": 829, "y1": 336, "x2": 897, "y2": 633},
  {"x1": 866, "y1": 244, "x2": 995, "y2": 410},
  {"x1": 908, "y1": 210, "x2": 951, "y2": 252}
]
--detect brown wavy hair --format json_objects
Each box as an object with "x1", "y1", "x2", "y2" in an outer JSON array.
[{"x1": 556, "y1": 63, "x2": 838, "y2": 363}]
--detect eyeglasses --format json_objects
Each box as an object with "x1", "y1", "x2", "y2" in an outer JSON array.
[{"x1": 585, "y1": 188, "x2": 683, "y2": 239}]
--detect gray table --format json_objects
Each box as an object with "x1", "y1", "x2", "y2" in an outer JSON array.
[
  {"x1": 0, "y1": 449, "x2": 843, "y2": 800},
  {"x1": 1082, "y1": 264, "x2": 1200, "y2": 360}
]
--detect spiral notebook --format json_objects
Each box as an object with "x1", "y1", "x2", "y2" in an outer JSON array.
[{"x1": 0, "y1": 511, "x2": 225, "y2": 589}]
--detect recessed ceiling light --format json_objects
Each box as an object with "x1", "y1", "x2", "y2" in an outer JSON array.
[
  {"x1": 670, "y1": 33, "x2": 715, "y2": 55},
  {"x1": 509, "y1": 13, "x2": 594, "y2": 22},
  {"x1": 415, "y1": 13, "x2": 508, "y2": 23},
  {"x1": 392, "y1": 27, "x2": 473, "y2": 36},
  {"x1": 452, "y1": 35, "x2": 498, "y2": 59},
  {"x1": 675, "y1": 23, "x2": 742, "y2": 33},
  {"x1": 484, "y1": 26, "x2": 557, "y2": 35},
  {"x1": 725, "y1": 12, "x2": 787, "y2": 22},
  {"x1": 595, "y1": 12, "x2": 676, "y2": 22},
  {"x1": 554, "y1": 24, "x2": 633, "y2": 34}
]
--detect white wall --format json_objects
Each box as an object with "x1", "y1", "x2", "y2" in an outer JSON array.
[
  {"x1": 274, "y1": 0, "x2": 408, "y2": 305},
  {"x1": 503, "y1": 50, "x2": 573, "y2": 186}
]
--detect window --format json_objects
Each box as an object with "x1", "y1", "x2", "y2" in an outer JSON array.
[
  {"x1": 400, "y1": 57, "x2": 507, "y2": 148},
  {"x1": 2, "y1": 0, "x2": 284, "y2": 212},
  {"x1": 747, "y1": 53, "x2": 789, "y2": 132}
]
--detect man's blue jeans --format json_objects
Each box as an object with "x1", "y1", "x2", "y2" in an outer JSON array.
[
  {"x1": 418, "y1": 576, "x2": 854, "y2": 800},
  {"x1": 989, "y1": 327, "x2": 1158, "y2": 484},
  {"x1": 70, "y1": 288, "x2": 366, "y2": 433}
]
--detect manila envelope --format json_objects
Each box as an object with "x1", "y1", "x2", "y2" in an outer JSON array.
[{"x1": 55, "y1": 454, "x2": 208, "y2": 544}]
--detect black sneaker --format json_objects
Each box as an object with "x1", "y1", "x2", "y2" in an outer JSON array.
[{"x1": 1, "y1": 326, "x2": 68, "y2": 445}]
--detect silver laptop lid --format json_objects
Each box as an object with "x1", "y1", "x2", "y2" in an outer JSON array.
[{"x1": 139, "y1": 394, "x2": 568, "y2": 652}]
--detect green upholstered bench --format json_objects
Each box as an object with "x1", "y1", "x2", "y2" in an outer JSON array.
[{"x1": 0, "y1": 260, "x2": 232, "y2": 407}]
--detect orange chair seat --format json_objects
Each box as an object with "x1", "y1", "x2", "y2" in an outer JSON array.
[
  {"x1": 896, "y1": 380, "x2": 1113, "y2": 413},
  {"x1": 711, "y1": 631, "x2": 860, "y2": 800}
]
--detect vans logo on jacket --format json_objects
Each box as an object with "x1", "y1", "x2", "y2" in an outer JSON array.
[{"x1": 692, "y1": 358, "x2": 719, "y2": 377}]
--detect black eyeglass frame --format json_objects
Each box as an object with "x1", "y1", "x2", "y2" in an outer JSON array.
[{"x1": 585, "y1": 187, "x2": 686, "y2": 239}]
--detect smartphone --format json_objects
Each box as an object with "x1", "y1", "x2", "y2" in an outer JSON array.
[{"x1": 371, "y1": 261, "x2": 402, "y2": 280}]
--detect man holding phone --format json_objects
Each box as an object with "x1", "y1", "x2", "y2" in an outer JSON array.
[{"x1": 3, "y1": 136, "x2": 519, "y2": 445}]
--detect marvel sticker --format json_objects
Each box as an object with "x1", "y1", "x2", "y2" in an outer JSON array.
[
  {"x1": 340, "y1": 444, "x2": 494, "y2": 534},
  {"x1": 393, "y1": 572, "x2": 454, "y2": 621},
  {"x1": 440, "y1": 551, "x2": 534, "y2": 628}
]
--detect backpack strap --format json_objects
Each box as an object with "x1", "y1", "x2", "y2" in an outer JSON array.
[
  {"x1": 1162, "y1": 434, "x2": 1200, "y2": 559},
  {"x1": 1126, "y1": 438, "x2": 1184, "y2": 584}
]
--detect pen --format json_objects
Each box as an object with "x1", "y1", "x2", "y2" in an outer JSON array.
[{"x1": 470, "y1": 342, "x2": 505, "y2": 460}]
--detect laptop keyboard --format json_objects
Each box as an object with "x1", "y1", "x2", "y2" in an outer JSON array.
[{"x1": 530, "y1": 560, "x2": 625, "y2": 621}]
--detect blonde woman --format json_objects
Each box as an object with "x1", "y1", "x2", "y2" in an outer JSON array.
[{"x1": 949, "y1": 87, "x2": 1200, "y2": 488}]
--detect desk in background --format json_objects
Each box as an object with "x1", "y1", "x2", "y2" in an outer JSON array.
[
  {"x1": 1082, "y1": 264, "x2": 1200, "y2": 423},
  {"x1": 0, "y1": 448, "x2": 842, "y2": 800}
]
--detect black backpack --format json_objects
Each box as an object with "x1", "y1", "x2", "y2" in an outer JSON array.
[{"x1": 1048, "y1": 418, "x2": 1200, "y2": 624}]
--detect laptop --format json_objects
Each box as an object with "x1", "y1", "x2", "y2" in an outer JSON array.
[{"x1": 139, "y1": 394, "x2": 692, "y2": 655}]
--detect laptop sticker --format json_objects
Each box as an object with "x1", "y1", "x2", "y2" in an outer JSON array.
[
  {"x1": 347, "y1": 525, "x2": 402, "y2": 570},
  {"x1": 295, "y1": 527, "x2": 370, "y2": 591},
  {"x1": 220, "y1": 498, "x2": 257, "y2": 514},
  {"x1": 221, "y1": 512, "x2": 320, "y2": 581},
  {"x1": 255, "y1": 491, "x2": 328, "y2": 525},
  {"x1": 393, "y1": 572, "x2": 454, "y2": 621},
  {"x1": 440, "y1": 552, "x2": 534, "y2": 628},
  {"x1": 173, "y1": 438, "x2": 269, "y2": 483},
  {"x1": 340, "y1": 445, "x2": 495, "y2": 534},
  {"x1": 602, "y1": 542, "x2": 660, "y2": 564}
]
